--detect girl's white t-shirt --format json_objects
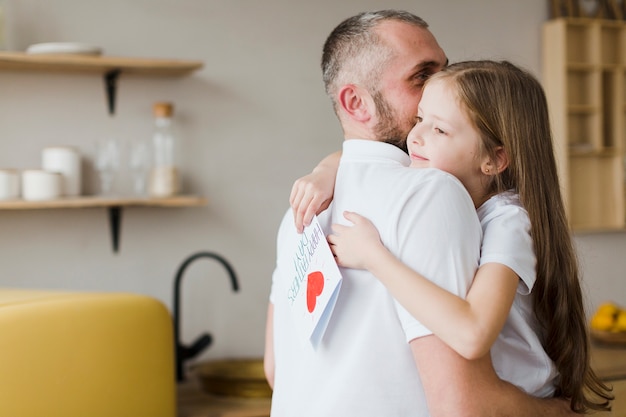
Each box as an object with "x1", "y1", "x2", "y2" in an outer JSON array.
[{"x1": 478, "y1": 191, "x2": 558, "y2": 397}]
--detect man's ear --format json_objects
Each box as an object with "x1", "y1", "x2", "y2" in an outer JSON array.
[{"x1": 337, "y1": 84, "x2": 373, "y2": 122}]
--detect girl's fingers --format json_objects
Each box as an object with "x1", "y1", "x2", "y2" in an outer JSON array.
[
  {"x1": 289, "y1": 179, "x2": 304, "y2": 207},
  {"x1": 343, "y1": 211, "x2": 366, "y2": 224}
]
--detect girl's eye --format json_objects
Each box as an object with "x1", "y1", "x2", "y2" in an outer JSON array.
[
  {"x1": 415, "y1": 115, "x2": 423, "y2": 123},
  {"x1": 435, "y1": 127, "x2": 446, "y2": 135}
]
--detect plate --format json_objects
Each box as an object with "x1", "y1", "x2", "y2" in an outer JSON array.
[
  {"x1": 591, "y1": 329, "x2": 626, "y2": 346},
  {"x1": 26, "y1": 42, "x2": 103, "y2": 56}
]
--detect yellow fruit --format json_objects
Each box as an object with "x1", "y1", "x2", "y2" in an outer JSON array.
[
  {"x1": 615, "y1": 311, "x2": 626, "y2": 332},
  {"x1": 591, "y1": 313, "x2": 615, "y2": 331},
  {"x1": 596, "y1": 302, "x2": 620, "y2": 317},
  {"x1": 590, "y1": 302, "x2": 626, "y2": 333}
]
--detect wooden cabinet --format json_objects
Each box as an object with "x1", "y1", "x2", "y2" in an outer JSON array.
[
  {"x1": 542, "y1": 18, "x2": 626, "y2": 231},
  {"x1": 0, "y1": 51, "x2": 206, "y2": 251}
]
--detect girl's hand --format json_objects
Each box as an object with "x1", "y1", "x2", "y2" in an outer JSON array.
[
  {"x1": 289, "y1": 167, "x2": 335, "y2": 233},
  {"x1": 328, "y1": 211, "x2": 385, "y2": 270}
]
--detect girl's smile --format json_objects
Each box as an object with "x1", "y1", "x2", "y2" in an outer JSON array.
[{"x1": 410, "y1": 151, "x2": 428, "y2": 162}]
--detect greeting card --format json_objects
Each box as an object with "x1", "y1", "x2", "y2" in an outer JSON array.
[{"x1": 281, "y1": 215, "x2": 343, "y2": 348}]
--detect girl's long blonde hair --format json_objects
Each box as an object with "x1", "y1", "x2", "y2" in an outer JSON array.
[{"x1": 430, "y1": 60, "x2": 612, "y2": 413}]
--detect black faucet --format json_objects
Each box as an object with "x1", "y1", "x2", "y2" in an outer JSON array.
[{"x1": 172, "y1": 251, "x2": 240, "y2": 381}]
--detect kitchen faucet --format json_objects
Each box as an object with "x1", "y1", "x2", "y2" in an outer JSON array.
[{"x1": 172, "y1": 251, "x2": 240, "y2": 381}]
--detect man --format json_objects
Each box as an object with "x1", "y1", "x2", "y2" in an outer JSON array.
[{"x1": 265, "y1": 10, "x2": 576, "y2": 417}]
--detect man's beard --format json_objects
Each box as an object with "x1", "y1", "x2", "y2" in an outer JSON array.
[{"x1": 372, "y1": 91, "x2": 409, "y2": 153}]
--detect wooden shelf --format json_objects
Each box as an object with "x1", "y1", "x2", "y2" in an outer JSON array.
[
  {"x1": 0, "y1": 195, "x2": 208, "y2": 253},
  {"x1": 0, "y1": 195, "x2": 207, "y2": 210},
  {"x1": 0, "y1": 51, "x2": 204, "y2": 114},
  {"x1": 0, "y1": 51, "x2": 203, "y2": 75},
  {"x1": 569, "y1": 104, "x2": 599, "y2": 114},
  {"x1": 569, "y1": 146, "x2": 621, "y2": 157},
  {"x1": 0, "y1": 52, "x2": 207, "y2": 250}
]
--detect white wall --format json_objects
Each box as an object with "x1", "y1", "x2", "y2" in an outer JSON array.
[{"x1": 0, "y1": 0, "x2": 622, "y2": 367}]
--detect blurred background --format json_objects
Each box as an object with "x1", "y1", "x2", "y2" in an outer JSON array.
[{"x1": 0, "y1": 0, "x2": 621, "y2": 368}]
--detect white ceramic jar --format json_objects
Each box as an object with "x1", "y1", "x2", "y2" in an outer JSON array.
[
  {"x1": 41, "y1": 146, "x2": 81, "y2": 196},
  {"x1": 21, "y1": 169, "x2": 62, "y2": 201},
  {"x1": 0, "y1": 169, "x2": 19, "y2": 200}
]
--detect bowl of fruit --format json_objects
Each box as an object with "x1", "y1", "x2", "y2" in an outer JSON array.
[{"x1": 590, "y1": 302, "x2": 626, "y2": 345}]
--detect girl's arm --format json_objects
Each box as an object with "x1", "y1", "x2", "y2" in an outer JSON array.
[
  {"x1": 290, "y1": 151, "x2": 341, "y2": 233},
  {"x1": 329, "y1": 211, "x2": 519, "y2": 360}
]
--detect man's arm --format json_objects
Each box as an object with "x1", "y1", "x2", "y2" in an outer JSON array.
[
  {"x1": 411, "y1": 334, "x2": 576, "y2": 417},
  {"x1": 263, "y1": 303, "x2": 275, "y2": 389},
  {"x1": 394, "y1": 176, "x2": 575, "y2": 416}
]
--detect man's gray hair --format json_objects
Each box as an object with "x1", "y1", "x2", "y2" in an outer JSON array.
[{"x1": 321, "y1": 10, "x2": 429, "y2": 111}]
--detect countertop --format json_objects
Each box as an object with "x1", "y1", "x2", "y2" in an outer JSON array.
[
  {"x1": 177, "y1": 378, "x2": 271, "y2": 417},
  {"x1": 175, "y1": 344, "x2": 624, "y2": 417},
  {"x1": 592, "y1": 341, "x2": 626, "y2": 381}
]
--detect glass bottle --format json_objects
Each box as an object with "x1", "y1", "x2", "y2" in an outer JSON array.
[{"x1": 149, "y1": 102, "x2": 180, "y2": 197}]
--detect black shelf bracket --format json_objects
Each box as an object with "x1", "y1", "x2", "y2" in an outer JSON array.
[
  {"x1": 108, "y1": 206, "x2": 123, "y2": 253},
  {"x1": 104, "y1": 69, "x2": 122, "y2": 251},
  {"x1": 103, "y1": 69, "x2": 121, "y2": 115}
]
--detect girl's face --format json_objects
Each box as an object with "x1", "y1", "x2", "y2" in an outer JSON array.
[{"x1": 406, "y1": 78, "x2": 486, "y2": 197}]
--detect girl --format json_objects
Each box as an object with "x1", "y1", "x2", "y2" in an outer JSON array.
[{"x1": 290, "y1": 60, "x2": 612, "y2": 413}]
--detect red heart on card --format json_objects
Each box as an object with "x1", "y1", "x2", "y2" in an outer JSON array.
[{"x1": 307, "y1": 271, "x2": 325, "y2": 313}]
